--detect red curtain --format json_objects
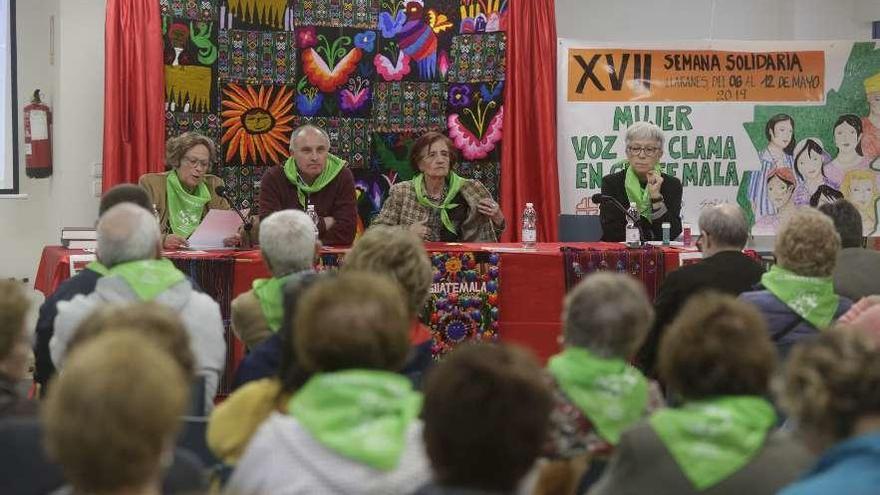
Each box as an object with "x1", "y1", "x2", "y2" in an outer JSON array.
[
  {"x1": 500, "y1": 0, "x2": 559, "y2": 242},
  {"x1": 102, "y1": 0, "x2": 166, "y2": 189}
]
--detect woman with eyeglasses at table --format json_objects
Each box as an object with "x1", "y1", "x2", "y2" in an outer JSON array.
[
  {"x1": 139, "y1": 132, "x2": 236, "y2": 249},
  {"x1": 371, "y1": 131, "x2": 505, "y2": 242},
  {"x1": 599, "y1": 122, "x2": 683, "y2": 242}
]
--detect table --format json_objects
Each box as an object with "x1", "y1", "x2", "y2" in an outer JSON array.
[{"x1": 35, "y1": 243, "x2": 687, "y2": 379}]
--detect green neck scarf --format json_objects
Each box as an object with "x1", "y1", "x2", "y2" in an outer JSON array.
[
  {"x1": 290, "y1": 369, "x2": 422, "y2": 471},
  {"x1": 412, "y1": 172, "x2": 465, "y2": 234},
  {"x1": 85, "y1": 261, "x2": 110, "y2": 276},
  {"x1": 107, "y1": 259, "x2": 185, "y2": 301},
  {"x1": 283, "y1": 153, "x2": 346, "y2": 208},
  {"x1": 624, "y1": 162, "x2": 659, "y2": 219},
  {"x1": 650, "y1": 396, "x2": 776, "y2": 490},
  {"x1": 761, "y1": 265, "x2": 839, "y2": 329},
  {"x1": 251, "y1": 273, "x2": 297, "y2": 332},
  {"x1": 166, "y1": 170, "x2": 211, "y2": 238},
  {"x1": 547, "y1": 347, "x2": 649, "y2": 445}
]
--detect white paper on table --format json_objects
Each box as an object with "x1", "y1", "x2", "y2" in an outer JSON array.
[{"x1": 187, "y1": 208, "x2": 249, "y2": 249}]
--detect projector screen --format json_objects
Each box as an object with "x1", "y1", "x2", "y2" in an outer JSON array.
[{"x1": 0, "y1": 0, "x2": 18, "y2": 194}]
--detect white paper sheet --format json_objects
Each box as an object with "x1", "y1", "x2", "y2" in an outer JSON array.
[{"x1": 187, "y1": 208, "x2": 249, "y2": 249}]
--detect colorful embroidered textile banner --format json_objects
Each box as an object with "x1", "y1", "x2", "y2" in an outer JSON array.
[
  {"x1": 557, "y1": 40, "x2": 880, "y2": 235},
  {"x1": 160, "y1": 0, "x2": 509, "y2": 228}
]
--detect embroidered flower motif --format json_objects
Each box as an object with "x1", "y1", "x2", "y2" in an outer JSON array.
[
  {"x1": 297, "y1": 27, "x2": 317, "y2": 49},
  {"x1": 353, "y1": 31, "x2": 376, "y2": 53},
  {"x1": 448, "y1": 84, "x2": 471, "y2": 108}
]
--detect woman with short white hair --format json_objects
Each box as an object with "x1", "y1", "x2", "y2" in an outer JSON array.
[{"x1": 599, "y1": 122, "x2": 683, "y2": 242}]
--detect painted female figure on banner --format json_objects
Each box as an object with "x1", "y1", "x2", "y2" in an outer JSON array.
[
  {"x1": 792, "y1": 138, "x2": 834, "y2": 206},
  {"x1": 825, "y1": 114, "x2": 872, "y2": 187},
  {"x1": 749, "y1": 114, "x2": 795, "y2": 217},
  {"x1": 860, "y1": 72, "x2": 880, "y2": 161},
  {"x1": 756, "y1": 168, "x2": 796, "y2": 230},
  {"x1": 842, "y1": 169, "x2": 878, "y2": 235}
]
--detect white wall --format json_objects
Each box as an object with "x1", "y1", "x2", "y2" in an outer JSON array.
[
  {"x1": 0, "y1": 0, "x2": 104, "y2": 284},
  {"x1": 556, "y1": 0, "x2": 873, "y2": 41}
]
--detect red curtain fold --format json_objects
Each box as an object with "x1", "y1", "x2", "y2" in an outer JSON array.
[
  {"x1": 500, "y1": 0, "x2": 559, "y2": 242},
  {"x1": 102, "y1": 0, "x2": 166, "y2": 189}
]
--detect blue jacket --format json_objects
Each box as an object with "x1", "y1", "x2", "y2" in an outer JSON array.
[
  {"x1": 739, "y1": 289, "x2": 851, "y2": 358},
  {"x1": 779, "y1": 433, "x2": 880, "y2": 495}
]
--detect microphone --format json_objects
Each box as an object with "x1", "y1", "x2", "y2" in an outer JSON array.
[
  {"x1": 591, "y1": 193, "x2": 654, "y2": 242},
  {"x1": 214, "y1": 186, "x2": 253, "y2": 247},
  {"x1": 591, "y1": 193, "x2": 638, "y2": 223}
]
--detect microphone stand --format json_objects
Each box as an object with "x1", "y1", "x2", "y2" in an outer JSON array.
[{"x1": 216, "y1": 186, "x2": 253, "y2": 248}]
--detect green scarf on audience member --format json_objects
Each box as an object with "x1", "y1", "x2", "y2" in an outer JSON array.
[
  {"x1": 649, "y1": 396, "x2": 776, "y2": 490},
  {"x1": 547, "y1": 346, "x2": 649, "y2": 445},
  {"x1": 761, "y1": 265, "x2": 839, "y2": 329},
  {"x1": 165, "y1": 170, "x2": 211, "y2": 238},
  {"x1": 251, "y1": 274, "x2": 297, "y2": 332},
  {"x1": 412, "y1": 172, "x2": 465, "y2": 234},
  {"x1": 283, "y1": 154, "x2": 347, "y2": 208},
  {"x1": 85, "y1": 261, "x2": 109, "y2": 276},
  {"x1": 106, "y1": 258, "x2": 185, "y2": 301},
  {"x1": 290, "y1": 370, "x2": 422, "y2": 471}
]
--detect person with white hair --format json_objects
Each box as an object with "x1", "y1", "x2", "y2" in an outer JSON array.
[
  {"x1": 257, "y1": 124, "x2": 357, "y2": 245},
  {"x1": 231, "y1": 210, "x2": 320, "y2": 349},
  {"x1": 599, "y1": 122, "x2": 683, "y2": 242},
  {"x1": 50, "y1": 203, "x2": 226, "y2": 411}
]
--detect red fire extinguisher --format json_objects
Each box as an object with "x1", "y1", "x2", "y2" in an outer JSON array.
[{"x1": 24, "y1": 89, "x2": 52, "y2": 178}]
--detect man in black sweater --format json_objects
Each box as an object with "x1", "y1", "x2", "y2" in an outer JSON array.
[{"x1": 636, "y1": 203, "x2": 764, "y2": 378}]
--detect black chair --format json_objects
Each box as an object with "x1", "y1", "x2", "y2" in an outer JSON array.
[{"x1": 558, "y1": 214, "x2": 603, "y2": 242}]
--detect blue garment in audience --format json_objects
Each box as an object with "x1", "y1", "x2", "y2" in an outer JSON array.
[{"x1": 779, "y1": 432, "x2": 880, "y2": 495}]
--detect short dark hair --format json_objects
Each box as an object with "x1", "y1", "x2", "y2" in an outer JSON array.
[
  {"x1": 98, "y1": 184, "x2": 153, "y2": 217},
  {"x1": 294, "y1": 271, "x2": 410, "y2": 373},
  {"x1": 659, "y1": 293, "x2": 776, "y2": 399},
  {"x1": 819, "y1": 199, "x2": 864, "y2": 249},
  {"x1": 422, "y1": 344, "x2": 552, "y2": 492},
  {"x1": 764, "y1": 114, "x2": 796, "y2": 155},
  {"x1": 409, "y1": 131, "x2": 458, "y2": 175},
  {"x1": 834, "y1": 114, "x2": 864, "y2": 156},
  {"x1": 810, "y1": 185, "x2": 844, "y2": 207}
]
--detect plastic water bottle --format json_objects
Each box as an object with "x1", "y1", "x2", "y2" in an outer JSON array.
[
  {"x1": 306, "y1": 204, "x2": 320, "y2": 236},
  {"x1": 522, "y1": 202, "x2": 537, "y2": 249},
  {"x1": 625, "y1": 202, "x2": 641, "y2": 247}
]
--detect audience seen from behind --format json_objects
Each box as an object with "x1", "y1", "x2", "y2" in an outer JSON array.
[
  {"x1": 372, "y1": 131, "x2": 505, "y2": 242},
  {"x1": 590, "y1": 294, "x2": 812, "y2": 495},
  {"x1": 42, "y1": 332, "x2": 190, "y2": 495},
  {"x1": 0, "y1": 279, "x2": 37, "y2": 418},
  {"x1": 740, "y1": 208, "x2": 852, "y2": 357},
  {"x1": 638, "y1": 203, "x2": 764, "y2": 377},
  {"x1": 50, "y1": 202, "x2": 225, "y2": 411},
  {"x1": 231, "y1": 209, "x2": 320, "y2": 350},
  {"x1": 139, "y1": 132, "x2": 235, "y2": 250},
  {"x1": 33, "y1": 183, "x2": 155, "y2": 392},
  {"x1": 817, "y1": 199, "x2": 880, "y2": 301},
  {"x1": 540, "y1": 272, "x2": 663, "y2": 492},
  {"x1": 224, "y1": 272, "x2": 431, "y2": 494},
  {"x1": 341, "y1": 226, "x2": 435, "y2": 385},
  {"x1": 416, "y1": 343, "x2": 553, "y2": 495},
  {"x1": 776, "y1": 327, "x2": 880, "y2": 494}
]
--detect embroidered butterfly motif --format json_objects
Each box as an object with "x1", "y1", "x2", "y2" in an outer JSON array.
[
  {"x1": 374, "y1": 51, "x2": 412, "y2": 81},
  {"x1": 447, "y1": 106, "x2": 505, "y2": 161},
  {"x1": 339, "y1": 87, "x2": 370, "y2": 112},
  {"x1": 301, "y1": 47, "x2": 363, "y2": 93},
  {"x1": 427, "y1": 9, "x2": 453, "y2": 33}
]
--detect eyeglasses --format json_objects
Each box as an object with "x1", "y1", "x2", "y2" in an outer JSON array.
[
  {"x1": 626, "y1": 146, "x2": 661, "y2": 156},
  {"x1": 182, "y1": 155, "x2": 211, "y2": 169}
]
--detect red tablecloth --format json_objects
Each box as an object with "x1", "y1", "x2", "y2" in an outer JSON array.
[{"x1": 35, "y1": 243, "x2": 685, "y2": 364}]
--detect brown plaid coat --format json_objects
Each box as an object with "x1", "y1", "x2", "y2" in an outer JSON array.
[{"x1": 372, "y1": 179, "x2": 505, "y2": 242}]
